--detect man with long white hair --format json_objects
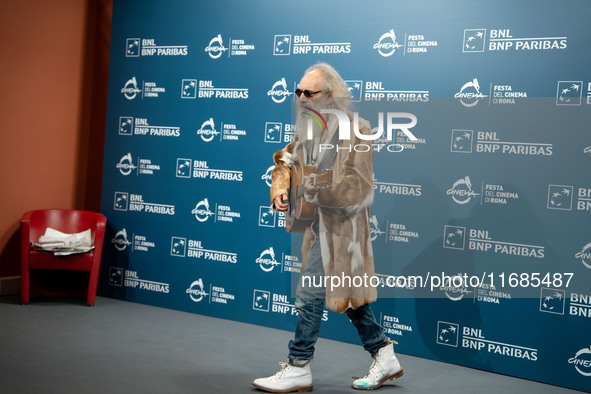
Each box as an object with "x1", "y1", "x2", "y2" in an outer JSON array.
[{"x1": 252, "y1": 63, "x2": 403, "y2": 392}]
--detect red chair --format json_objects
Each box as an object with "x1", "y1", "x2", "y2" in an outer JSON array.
[{"x1": 20, "y1": 209, "x2": 107, "y2": 306}]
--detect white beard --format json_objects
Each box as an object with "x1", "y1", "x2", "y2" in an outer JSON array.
[
  {"x1": 294, "y1": 111, "x2": 323, "y2": 166},
  {"x1": 293, "y1": 98, "x2": 331, "y2": 165}
]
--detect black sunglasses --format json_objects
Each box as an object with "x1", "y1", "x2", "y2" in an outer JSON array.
[{"x1": 295, "y1": 89, "x2": 322, "y2": 98}]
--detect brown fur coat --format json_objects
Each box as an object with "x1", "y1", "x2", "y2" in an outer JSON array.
[{"x1": 270, "y1": 118, "x2": 377, "y2": 313}]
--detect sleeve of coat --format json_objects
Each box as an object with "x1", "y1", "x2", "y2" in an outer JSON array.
[
  {"x1": 310, "y1": 120, "x2": 374, "y2": 214},
  {"x1": 269, "y1": 140, "x2": 296, "y2": 208}
]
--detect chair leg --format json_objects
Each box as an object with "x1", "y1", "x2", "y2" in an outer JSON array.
[{"x1": 86, "y1": 273, "x2": 98, "y2": 306}]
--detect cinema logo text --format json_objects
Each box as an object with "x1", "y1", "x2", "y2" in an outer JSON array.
[
  {"x1": 187, "y1": 279, "x2": 208, "y2": 302},
  {"x1": 261, "y1": 166, "x2": 274, "y2": 187},
  {"x1": 575, "y1": 242, "x2": 591, "y2": 269},
  {"x1": 374, "y1": 28, "x2": 438, "y2": 57},
  {"x1": 187, "y1": 278, "x2": 235, "y2": 305},
  {"x1": 381, "y1": 314, "x2": 413, "y2": 337},
  {"x1": 196, "y1": 117, "x2": 247, "y2": 142},
  {"x1": 369, "y1": 215, "x2": 385, "y2": 242},
  {"x1": 121, "y1": 77, "x2": 142, "y2": 100},
  {"x1": 121, "y1": 77, "x2": 165, "y2": 99},
  {"x1": 116, "y1": 153, "x2": 160, "y2": 176},
  {"x1": 111, "y1": 229, "x2": 132, "y2": 251},
  {"x1": 447, "y1": 176, "x2": 480, "y2": 204},
  {"x1": 387, "y1": 223, "x2": 420, "y2": 243},
  {"x1": 455, "y1": 78, "x2": 487, "y2": 107},
  {"x1": 204, "y1": 34, "x2": 228, "y2": 58},
  {"x1": 491, "y1": 84, "x2": 528, "y2": 104},
  {"x1": 374, "y1": 29, "x2": 402, "y2": 57},
  {"x1": 256, "y1": 247, "x2": 301, "y2": 273},
  {"x1": 268, "y1": 78, "x2": 292, "y2": 104},
  {"x1": 441, "y1": 273, "x2": 472, "y2": 301},
  {"x1": 568, "y1": 346, "x2": 591, "y2": 377},
  {"x1": 191, "y1": 198, "x2": 241, "y2": 224},
  {"x1": 256, "y1": 247, "x2": 280, "y2": 272},
  {"x1": 447, "y1": 175, "x2": 520, "y2": 206},
  {"x1": 111, "y1": 229, "x2": 155, "y2": 253},
  {"x1": 475, "y1": 282, "x2": 511, "y2": 305}
]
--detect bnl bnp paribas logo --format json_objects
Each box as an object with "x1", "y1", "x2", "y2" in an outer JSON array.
[
  {"x1": 556, "y1": 81, "x2": 586, "y2": 106},
  {"x1": 462, "y1": 28, "x2": 567, "y2": 53},
  {"x1": 345, "y1": 80, "x2": 363, "y2": 102},
  {"x1": 455, "y1": 78, "x2": 488, "y2": 107},
  {"x1": 126, "y1": 38, "x2": 188, "y2": 57},
  {"x1": 180, "y1": 78, "x2": 249, "y2": 99},
  {"x1": 273, "y1": 34, "x2": 351, "y2": 55},
  {"x1": 547, "y1": 184, "x2": 591, "y2": 211},
  {"x1": 264, "y1": 122, "x2": 295, "y2": 144},
  {"x1": 258, "y1": 206, "x2": 286, "y2": 228}
]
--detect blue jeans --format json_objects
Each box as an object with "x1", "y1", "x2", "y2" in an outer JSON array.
[{"x1": 288, "y1": 237, "x2": 388, "y2": 366}]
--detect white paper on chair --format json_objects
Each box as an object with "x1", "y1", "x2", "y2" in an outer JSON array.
[{"x1": 33, "y1": 227, "x2": 94, "y2": 255}]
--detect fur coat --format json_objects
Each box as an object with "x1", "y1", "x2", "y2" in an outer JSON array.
[{"x1": 270, "y1": 117, "x2": 376, "y2": 313}]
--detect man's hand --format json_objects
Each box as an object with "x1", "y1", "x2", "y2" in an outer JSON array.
[
  {"x1": 273, "y1": 193, "x2": 289, "y2": 211},
  {"x1": 304, "y1": 174, "x2": 320, "y2": 194}
]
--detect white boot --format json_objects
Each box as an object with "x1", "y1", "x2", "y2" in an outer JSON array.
[
  {"x1": 252, "y1": 362, "x2": 313, "y2": 392},
  {"x1": 351, "y1": 342, "x2": 403, "y2": 390}
]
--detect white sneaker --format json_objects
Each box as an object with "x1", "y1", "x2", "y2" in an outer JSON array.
[
  {"x1": 252, "y1": 362, "x2": 313, "y2": 392},
  {"x1": 351, "y1": 342, "x2": 403, "y2": 390}
]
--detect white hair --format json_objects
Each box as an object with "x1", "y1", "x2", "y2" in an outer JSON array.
[{"x1": 304, "y1": 63, "x2": 351, "y2": 113}]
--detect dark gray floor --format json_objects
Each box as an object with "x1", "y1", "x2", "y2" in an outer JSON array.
[{"x1": 0, "y1": 295, "x2": 584, "y2": 394}]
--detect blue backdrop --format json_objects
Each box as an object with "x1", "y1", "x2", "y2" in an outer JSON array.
[{"x1": 99, "y1": 1, "x2": 591, "y2": 391}]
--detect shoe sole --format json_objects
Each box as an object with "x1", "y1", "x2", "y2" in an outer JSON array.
[
  {"x1": 251, "y1": 382, "x2": 313, "y2": 392},
  {"x1": 351, "y1": 368, "x2": 403, "y2": 390}
]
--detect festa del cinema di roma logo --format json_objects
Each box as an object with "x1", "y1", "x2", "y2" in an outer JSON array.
[
  {"x1": 568, "y1": 346, "x2": 591, "y2": 376},
  {"x1": 303, "y1": 108, "x2": 418, "y2": 151}
]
